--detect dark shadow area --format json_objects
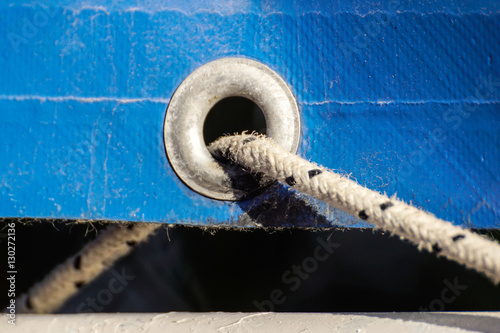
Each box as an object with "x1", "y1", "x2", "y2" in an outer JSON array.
[
  {"x1": 0, "y1": 220, "x2": 107, "y2": 311},
  {"x1": 1, "y1": 220, "x2": 499, "y2": 314},
  {"x1": 237, "y1": 183, "x2": 333, "y2": 227},
  {"x1": 216, "y1": 158, "x2": 274, "y2": 201}
]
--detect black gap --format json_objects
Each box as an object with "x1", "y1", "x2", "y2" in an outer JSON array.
[
  {"x1": 203, "y1": 97, "x2": 266, "y2": 146},
  {"x1": 2, "y1": 220, "x2": 500, "y2": 313}
]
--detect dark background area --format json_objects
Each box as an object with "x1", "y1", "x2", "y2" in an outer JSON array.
[{"x1": 1, "y1": 219, "x2": 500, "y2": 313}]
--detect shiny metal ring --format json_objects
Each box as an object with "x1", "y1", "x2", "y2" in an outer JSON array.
[{"x1": 164, "y1": 57, "x2": 300, "y2": 201}]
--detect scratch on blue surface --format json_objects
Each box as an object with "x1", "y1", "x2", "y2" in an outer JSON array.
[
  {"x1": 302, "y1": 100, "x2": 500, "y2": 106},
  {"x1": 0, "y1": 95, "x2": 170, "y2": 104},
  {"x1": 3, "y1": 95, "x2": 500, "y2": 106}
]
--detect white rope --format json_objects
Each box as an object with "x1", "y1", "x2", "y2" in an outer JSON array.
[
  {"x1": 209, "y1": 133, "x2": 500, "y2": 284},
  {"x1": 16, "y1": 222, "x2": 161, "y2": 313}
]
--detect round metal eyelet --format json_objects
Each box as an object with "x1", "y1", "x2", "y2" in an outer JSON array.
[{"x1": 164, "y1": 57, "x2": 300, "y2": 201}]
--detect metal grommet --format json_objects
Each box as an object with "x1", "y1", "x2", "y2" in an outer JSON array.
[{"x1": 164, "y1": 57, "x2": 300, "y2": 201}]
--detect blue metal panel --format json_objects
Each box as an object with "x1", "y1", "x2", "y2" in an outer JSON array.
[{"x1": 1, "y1": 0, "x2": 499, "y2": 227}]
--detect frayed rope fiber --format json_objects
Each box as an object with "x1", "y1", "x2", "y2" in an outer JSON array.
[{"x1": 209, "y1": 133, "x2": 500, "y2": 284}]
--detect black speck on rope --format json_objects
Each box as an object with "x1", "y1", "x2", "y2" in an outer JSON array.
[
  {"x1": 432, "y1": 243, "x2": 442, "y2": 253},
  {"x1": 26, "y1": 297, "x2": 33, "y2": 310},
  {"x1": 73, "y1": 255, "x2": 81, "y2": 270},
  {"x1": 308, "y1": 169, "x2": 322, "y2": 178},
  {"x1": 285, "y1": 176, "x2": 296, "y2": 186},
  {"x1": 358, "y1": 210, "x2": 369, "y2": 220},
  {"x1": 380, "y1": 202, "x2": 394, "y2": 211},
  {"x1": 452, "y1": 234, "x2": 465, "y2": 242},
  {"x1": 75, "y1": 281, "x2": 85, "y2": 289}
]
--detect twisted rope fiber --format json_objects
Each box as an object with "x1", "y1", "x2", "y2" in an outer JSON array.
[
  {"x1": 16, "y1": 222, "x2": 161, "y2": 313},
  {"x1": 209, "y1": 134, "x2": 500, "y2": 284}
]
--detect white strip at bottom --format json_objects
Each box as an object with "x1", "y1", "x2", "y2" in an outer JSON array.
[{"x1": 2, "y1": 312, "x2": 499, "y2": 332}]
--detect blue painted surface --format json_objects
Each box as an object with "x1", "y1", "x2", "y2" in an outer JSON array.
[{"x1": 1, "y1": 0, "x2": 499, "y2": 227}]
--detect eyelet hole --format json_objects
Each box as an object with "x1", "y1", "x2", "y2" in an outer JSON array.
[{"x1": 203, "y1": 96, "x2": 267, "y2": 147}]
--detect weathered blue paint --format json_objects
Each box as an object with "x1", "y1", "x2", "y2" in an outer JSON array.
[{"x1": 1, "y1": 1, "x2": 499, "y2": 227}]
